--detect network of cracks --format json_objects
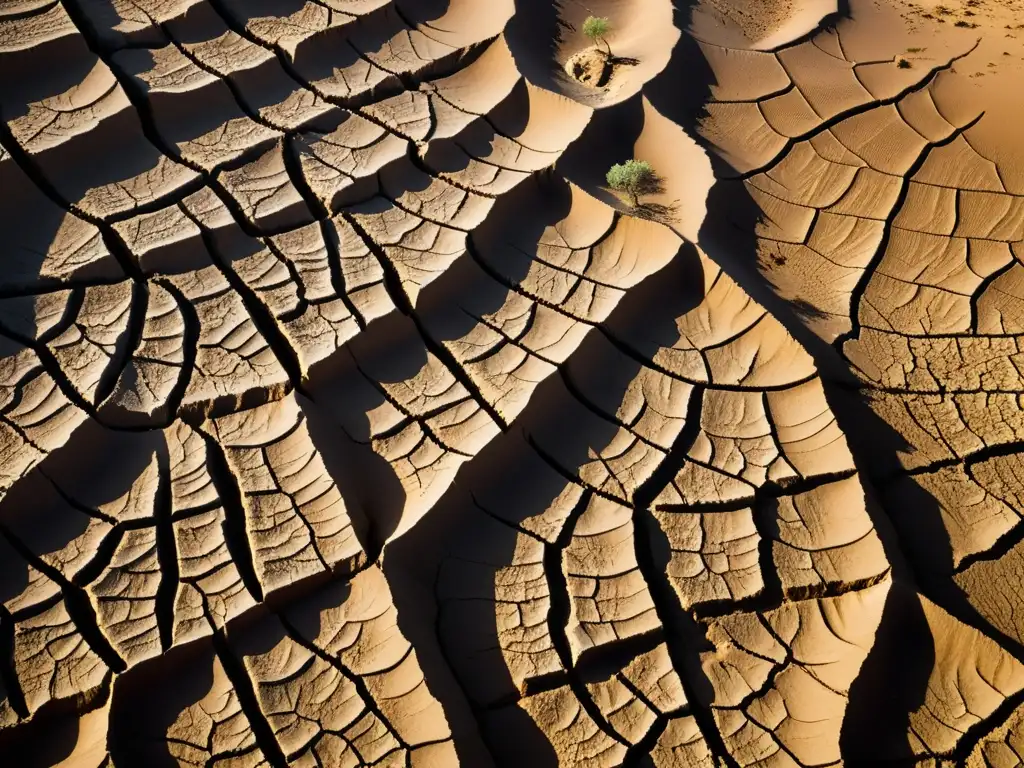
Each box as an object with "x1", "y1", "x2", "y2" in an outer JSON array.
[{"x1": 1, "y1": 0, "x2": 1024, "y2": 766}]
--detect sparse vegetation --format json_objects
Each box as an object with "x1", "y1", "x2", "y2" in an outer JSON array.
[
  {"x1": 583, "y1": 16, "x2": 611, "y2": 55},
  {"x1": 606, "y1": 159, "x2": 658, "y2": 207},
  {"x1": 897, "y1": 57, "x2": 912, "y2": 69},
  {"x1": 906, "y1": 46, "x2": 926, "y2": 53}
]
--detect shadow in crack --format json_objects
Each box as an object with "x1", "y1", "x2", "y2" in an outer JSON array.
[
  {"x1": 106, "y1": 600, "x2": 287, "y2": 767},
  {"x1": 0, "y1": 680, "x2": 111, "y2": 767},
  {"x1": 302, "y1": 344, "x2": 410, "y2": 562},
  {"x1": 841, "y1": 580, "x2": 935, "y2": 764},
  {"x1": 107, "y1": 635, "x2": 220, "y2": 768}
]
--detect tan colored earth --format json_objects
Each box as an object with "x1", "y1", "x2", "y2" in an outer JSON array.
[
  {"x1": 2, "y1": 0, "x2": 1024, "y2": 766},
  {"x1": 565, "y1": 48, "x2": 612, "y2": 89}
]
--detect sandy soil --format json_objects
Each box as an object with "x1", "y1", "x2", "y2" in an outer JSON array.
[{"x1": 1, "y1": 0, "x2": 1024, "y2": 765}]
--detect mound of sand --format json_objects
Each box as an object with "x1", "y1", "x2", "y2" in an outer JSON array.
[{"x1": 1, "y1": 0, "x2": 1024, "y2": 765}]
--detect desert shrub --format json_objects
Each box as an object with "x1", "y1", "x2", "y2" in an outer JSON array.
[
  {"x1": 583, "y1": 16, "x2": 611, "y2": 53},
  {"x1": 606, "y1": 159, "x2": 657, "y2": 206}
]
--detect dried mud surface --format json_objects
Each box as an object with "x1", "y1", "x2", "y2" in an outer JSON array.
[{"x1": 1, "y1": 0, "x2": 1024, "y2": 766}]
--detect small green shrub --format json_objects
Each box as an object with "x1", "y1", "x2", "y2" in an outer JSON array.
[
  {"x1": 582, "y1": 16, "x2": 611, "y2": 54},
  {"x1": 606, "y1": 159, "x2": 657, "y2": 207}
]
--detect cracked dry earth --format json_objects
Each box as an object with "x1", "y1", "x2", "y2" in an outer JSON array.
[{"x1": 4, "y1": 0, "x2": 1024, "y2": 766}]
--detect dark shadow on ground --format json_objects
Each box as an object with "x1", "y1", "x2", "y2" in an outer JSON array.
[{"x1": 649, "y1": 1, "x2": 983, "y2": 762}]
